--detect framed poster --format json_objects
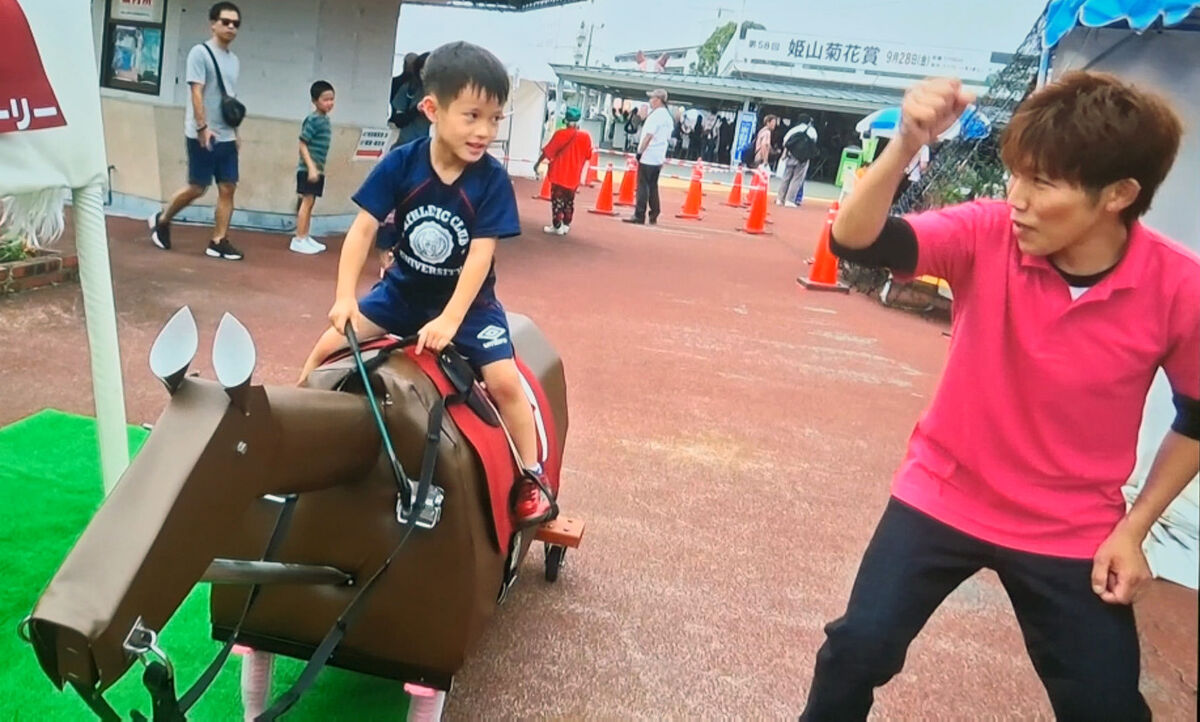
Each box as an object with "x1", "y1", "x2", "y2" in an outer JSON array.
[
  {"x1": 110, "y1": 0, "x2": 166, "y2": 23},
  {"x1": 731, "y1": 110, "x2": 757, "y2": 166},
  {"x1": 101, "y1": 0, "x2": 167, "y2": 95}
]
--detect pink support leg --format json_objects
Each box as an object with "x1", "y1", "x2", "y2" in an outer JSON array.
[
  {"x1": 236, "y1": 645, "x2": 273, "y2": 721},
  {"x1": 404, "y1": 682, "x2": 446, "y2": 722}
]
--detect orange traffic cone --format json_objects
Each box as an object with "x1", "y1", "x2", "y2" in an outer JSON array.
[
  {"x1": 743, "y1": 169, "x2": 762, "y2": 208},
  {"x1": 615, "y1": 160, "x2": 637, "y2": 206},
  {"x1": 533, "y1": 172, "x2": 552, "y2": 201},
  {"x1": 739, "y1": 177, "x2": 770, "y2": 235},
  {"x1": 760, "y1": 168, "x2": 775, "y2": 225},
  {"x1": 676, "y1": 165, "x2": 704, "y2": 220},
  {"x1": 798, "y1": 202, "x2": 849, "y2": 292},
  {"x1": 584, "y1": 150, "x2": 600, "y2": 186},
  {"x1": 588, "y1": 163, "x2": 618, "y2": 216},
  {"x1": 724, "y1": 166, "x2": 744, "y2": 206}
]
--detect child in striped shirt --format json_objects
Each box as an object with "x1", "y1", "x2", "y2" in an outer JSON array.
[{"x1": 291, "y1": 80, "x2": 335, "y2": 254}]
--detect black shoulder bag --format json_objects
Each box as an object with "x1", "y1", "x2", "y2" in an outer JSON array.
[{"x1": 201, "y1": 43, "x2": 246, "y2": 128}]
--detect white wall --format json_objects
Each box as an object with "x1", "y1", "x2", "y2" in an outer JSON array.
[
  {"x1": 92, "y1": 0, "x2": 402, "y2": 227},
  {"x1": 1054, "y1": 27, "x2": 1200, "y2": 589},
  {"x1": 95, "y1": 0, "x2": 398, "y2": 127},
  {"x1": 492, "y1": 78, "x2": 548, "y2": 178}
]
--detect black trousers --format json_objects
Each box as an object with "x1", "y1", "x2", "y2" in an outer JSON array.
[
  {"x1": 633, "y1": 162, "x2": 662, "y2": 222},
  {"x1": 800, "y1": 499, "x2": 1150, "y2": 722}
]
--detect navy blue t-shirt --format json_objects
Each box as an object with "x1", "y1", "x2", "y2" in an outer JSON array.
[{"x1": 352, "y1": 137, "x2": 521, "y2": 303}]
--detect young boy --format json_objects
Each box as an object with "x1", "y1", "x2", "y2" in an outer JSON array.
[
  {"x1": 533, "y1": 106, "x2": 592, "y2": 236},
  {"x1": 801, "y1": 72, "x2": 1199, "y2": 720},
  {"x1": 298, "y1": 41, "x2": 553, "y2": 525},
  {"x1": 291, "y1": 80, "x2": 335, "y2": 255}
]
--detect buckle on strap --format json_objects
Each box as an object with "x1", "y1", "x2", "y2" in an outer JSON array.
[
  {"x1": 123, "y1": 617, "x2": 174, "y2": 681},
  {"x1": 396, "y1": 480, "x2": 444, "y2": 530}
]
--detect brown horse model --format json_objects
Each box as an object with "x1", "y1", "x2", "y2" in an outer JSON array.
[{"x1": 23, "y1": 306, "x2": 570, "y2": 718}]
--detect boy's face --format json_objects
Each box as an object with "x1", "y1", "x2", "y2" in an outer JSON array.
[
  {"x1": 1007, "y1": 172, "x2": 1123, "y2": 256},
  {"x1": 426, "y1": 86, "x2": 504, "y2": 164},
  {"x1": 315, "y1": 90, "x2": 335, "y2": 114}
]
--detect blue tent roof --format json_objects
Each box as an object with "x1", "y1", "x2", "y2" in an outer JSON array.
[{"x1": 1044, "y1": 0, "x2": 1200, "y2": 47}]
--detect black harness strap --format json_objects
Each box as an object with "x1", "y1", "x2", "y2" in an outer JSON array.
[
  {"x1": 139, "y1": 662, "x2": 185, "y2": 721},
  {"x1": 255, "y1": 331, "x2": 461, "y2": 721},
  {"x1": 177, "y1": 495, "x2": 299, "y2": 712},
  {"x1": 71, "y1": 681, "x2": 122, "y2": 722}
]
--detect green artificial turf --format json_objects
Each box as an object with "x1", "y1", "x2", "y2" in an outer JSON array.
[{"x1": 0, "y1": 409, "x2": 409, "y2": 720}]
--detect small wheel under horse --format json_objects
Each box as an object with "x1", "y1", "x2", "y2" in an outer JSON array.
[{"x1": 535, "y1": 516, "x2": 584, "y2": 583}]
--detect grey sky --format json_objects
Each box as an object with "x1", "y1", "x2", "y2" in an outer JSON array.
[{"x1": 395, "y1": 0, "x2": 1051, "y2": 79}]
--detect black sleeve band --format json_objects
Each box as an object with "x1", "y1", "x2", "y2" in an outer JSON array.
[
  {"x1": 1171, "y1": 393, "x2": 1200, "y2": 441},
  {"x1": 829, "y1": 216, "x2": 919, "y2": 275}
]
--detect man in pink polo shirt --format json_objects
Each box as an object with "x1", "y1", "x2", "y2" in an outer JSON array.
[{"x1": 800, "y1": 72, "x2": 1200, "y2": 721}]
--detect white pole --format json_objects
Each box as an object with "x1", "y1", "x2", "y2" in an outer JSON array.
[{"x1": 71, "y1": 183, "x2": 129, "y2": 492}]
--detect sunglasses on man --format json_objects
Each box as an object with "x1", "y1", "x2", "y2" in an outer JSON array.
[{"x1": 218, "y1": 17, "x2": 240, "y2": 28}]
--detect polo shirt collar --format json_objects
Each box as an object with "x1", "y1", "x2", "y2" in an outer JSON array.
[{"x1": 1018, "y1": 222, "x2": 1149, "y2": 301}]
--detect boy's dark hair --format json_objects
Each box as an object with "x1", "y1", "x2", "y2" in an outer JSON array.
[
  {"x1": 310, "y1": 80, "x2": 334, "y2": 101},
  {"x1": 1001, "y1": 71, "x2": 1182, "y2": 224},
  {"x1": 421, "y1": 42, "x2": 509, "y2": 106},
  {"x1": 209, "y1": 2, "x2": 240, "y2": 21}
]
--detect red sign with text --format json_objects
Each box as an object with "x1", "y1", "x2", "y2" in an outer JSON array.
[{"x1": 0, "y1": 0, "x2": 67, "y2": 134}]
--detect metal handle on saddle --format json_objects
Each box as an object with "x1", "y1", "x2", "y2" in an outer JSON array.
[{"x1": 344, "y1": 323, "x2": 443, "y2": 530}]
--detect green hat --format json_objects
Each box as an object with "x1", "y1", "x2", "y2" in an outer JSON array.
[{"x1": 564, "y1": 106, "x2": 581, "y2": 122}]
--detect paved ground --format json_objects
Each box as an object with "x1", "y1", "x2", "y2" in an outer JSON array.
[{"x1": 1, "y1": 177, "x2": 1195, "y2": 720}]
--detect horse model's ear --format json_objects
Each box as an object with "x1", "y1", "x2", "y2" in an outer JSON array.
[
  {"x1": 149, "y1": 306, "x2": 198, "y2": 395},
  {"x1": 212, "y1": 312, "x2": 256, "y2": 409}
]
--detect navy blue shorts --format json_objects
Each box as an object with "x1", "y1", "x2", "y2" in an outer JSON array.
[
  {"x1": 357, "y1": 280, "x2": 514, "y2": 368},
  {"x1": 296, "y1": 170, "x2": 325, "y2": 197},
  {"x1": 186, "y1": 137, "x2": 239, "y2": 187}
]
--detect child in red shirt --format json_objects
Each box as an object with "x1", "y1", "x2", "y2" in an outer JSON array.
[{"x1": 535, "y1": 106, "x2": 593, "y2": 236}]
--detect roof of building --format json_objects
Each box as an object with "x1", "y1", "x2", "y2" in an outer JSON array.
[
  {"x1": 402, "y1": 0, "x2": 585, "y2": 10},
  {"x1": 612, "y1": 46, "x2": 700, "y2": 62},
  {"x1": 550, "y1": 64, "x2": 904, "y2": 114}
]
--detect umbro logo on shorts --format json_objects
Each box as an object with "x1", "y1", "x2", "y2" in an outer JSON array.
[{"x1": 477, "y1": 325, "x2": 509, "y2": 349}]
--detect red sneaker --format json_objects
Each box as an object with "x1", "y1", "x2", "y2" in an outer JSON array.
[{"x1": 513, "y1": 471, "x2": 556, "y2": 527}]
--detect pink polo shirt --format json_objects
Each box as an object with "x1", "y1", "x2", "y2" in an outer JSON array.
[{"x1": 894, "y1": 200, "x2": 1200, "y2": 559}]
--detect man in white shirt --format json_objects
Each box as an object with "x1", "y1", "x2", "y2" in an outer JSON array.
[
  {"x1": 624, "y1": 88, "x2": 675, "y2": 225},
  {"x1": 778, "y1": 117, "x2": 819, "y2": 207}
]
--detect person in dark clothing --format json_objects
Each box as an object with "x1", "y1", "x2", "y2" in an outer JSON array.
[
  {"x1": 389, "y1": 51, "x2": 430, "y2": 149},
  {"x1": 689, "y1": 117, "x2": 704, "y2": 161},
  {"x1": 718, "y1": 115, "x2": 735, "y2": 166}
]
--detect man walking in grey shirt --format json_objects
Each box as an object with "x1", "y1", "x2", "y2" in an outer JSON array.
[{"x1": 149, "y1": 2, "x2": 244, "y2": 260}]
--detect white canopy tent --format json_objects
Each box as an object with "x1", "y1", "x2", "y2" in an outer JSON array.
[{"x1": 1, "y1": 0, "x2": 128, "y2": 492}]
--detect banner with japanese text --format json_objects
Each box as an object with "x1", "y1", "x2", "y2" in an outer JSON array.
[{"x1": 0, "y1": 0, "x2": 107, "y2": 239}]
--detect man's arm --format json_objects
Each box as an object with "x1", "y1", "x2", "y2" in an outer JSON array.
[
  {"x1": 190, "y1": 83, "x2": 212, "y2": 148},
  {"x1": 832, "y1": 79, "x2": 973, "y2": 249},
  {"x1": 1092, "y1": 430, "x2": 1200, "y2": 604},
  {"x1": 637, "y1": 129, "x2": 653, "y2": 157},
  {"x1": 416, "y1": 237, "x2": 497, "y2": 354}
]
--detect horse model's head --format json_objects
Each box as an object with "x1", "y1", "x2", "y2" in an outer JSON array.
[{"x1": 24, "y1": 307, "x2": 379, "y2": 693}]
